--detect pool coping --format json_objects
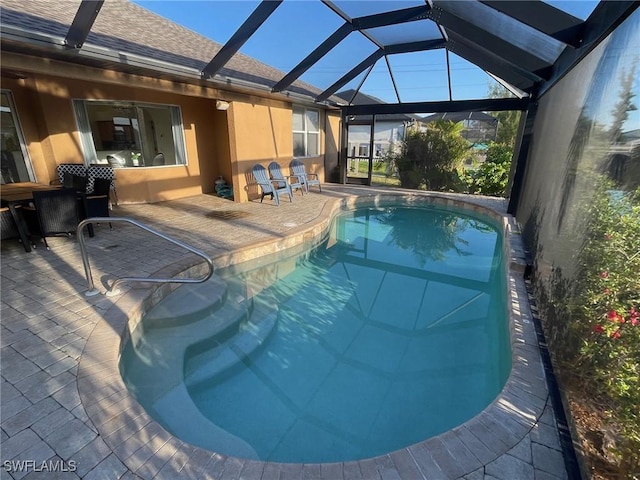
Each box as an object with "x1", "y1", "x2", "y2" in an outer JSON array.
[{"x1": 77, "y1": 192, "x2": 548, "y2": 479}]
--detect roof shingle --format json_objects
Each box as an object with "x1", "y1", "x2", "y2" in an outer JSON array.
[{"x1": 0, "y1": 0, "x2": 325, "y2": 100}]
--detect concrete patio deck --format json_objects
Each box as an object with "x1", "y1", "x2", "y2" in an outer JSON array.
[{"x1": 1, "y1": 185, "x2": 569, "y2": 479}]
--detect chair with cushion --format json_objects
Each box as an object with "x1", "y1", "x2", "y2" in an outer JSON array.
[
  {"x1": 252, "y1": 164, "x2": 292, "y2": 206},
  {"x1": 29, "y1": 189, "x2": 81, "y2": 249},
  {"x1": 63, "y1": 173, "x2": 88, "y2": 193},
  {"x1": 269, "y1": 161, "x2": 304, "y2": 197},
  {"x1": 91, "y1": 177, "x2": 111, "y2": 197},
  {"x1": 291, "y1": 159, "x2": 321, "y2": 193},
  {"x1": 81, "y1": 177, "x2": 112, "y2": 233},
  {"x1": 87, "y1": 165, "x2": 117, "y2": 204},
  {"x1": 57, "y1": 164, "x2": 87, "y2": 187}
]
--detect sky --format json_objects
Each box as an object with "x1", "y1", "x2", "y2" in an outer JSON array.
[{"x1": 132, "y1": 1, "x2": 603, "y2": 103}]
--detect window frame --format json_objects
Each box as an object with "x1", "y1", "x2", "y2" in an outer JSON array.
[
  {"x1": 1, "y1": 89, "x2": 36, "y2": 182},
  {"x1": 292, "y1": 105, "x2": 321, "y2": 158},
  {"x1": 72, "y1": 99, "x2": 188, "y2": 168}
]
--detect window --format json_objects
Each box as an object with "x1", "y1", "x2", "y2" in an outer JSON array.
[
  {"x1": 73, "y1": 100, "x2": 187, "y2": 167},
  {"x1": 293, "y1": 106, "x2": 320, "y2": 157},
  {"x1": 1, "y1": 91, "x2": 34, "y2": 183},
  {"x1": 374, "y1": 143, "x2": 383, "y2": 157}
]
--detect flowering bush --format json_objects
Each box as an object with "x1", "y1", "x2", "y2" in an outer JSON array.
[{"x1": 575, "y1": 185, "x2": 640, "y2": 474}]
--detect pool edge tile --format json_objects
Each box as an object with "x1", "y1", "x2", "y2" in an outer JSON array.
[{"x1": 77, "y1": 191, "x2": 552, "y2": 479}]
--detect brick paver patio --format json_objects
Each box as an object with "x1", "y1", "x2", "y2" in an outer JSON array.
[{"x1": 1, "y1": 185, "x2": 568, "y2": 479}]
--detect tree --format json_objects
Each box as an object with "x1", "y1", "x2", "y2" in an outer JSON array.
[
  {"x1": 392, "y1": 121, "x2": 468, "y2": 191},
  {"x1": 608, "y1": 62, "x2": 638, "y2": 143},
  {"x1": 488, "y1": 84, "x2": 521, "y2": 147}
]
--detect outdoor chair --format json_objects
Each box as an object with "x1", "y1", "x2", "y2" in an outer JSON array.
[
  {"x1": 291, "y1": 159, "x2": 321, "y2": 193},
  {"x1": 0, "y1": 207, "x2": 20, "y2": 242},
  {"x1": 57, "y1": 164, "x2": 87, "y2": 188},
  {"x1": 152, "y1": 153, "x2": 165, "y2": 166},
  {"x1": 62, "y1": 173, "x2": 88, "y2": 193},
  {"x1": 87, "y1": 165, "x2": 117, "y2": 205},
  {"x1": 92, "y1": 176, "x2": 112, "y2": 197},
  {"x1": 28, "y1": 189, "x2": 81, "y2": 249},
  {"x1": 252, "y1": 164, "x2": 292, "y2": 206},
  {"x1": 268, "y1": 161, "x2": 304, "y2": 197},
  {"x1": 81, "y1": 177, "x2": 112, "y2": 233}
]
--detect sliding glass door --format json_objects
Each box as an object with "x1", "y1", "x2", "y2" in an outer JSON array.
[{"x1": 1, "y1": 91, "x2": 34, "y2": 184}]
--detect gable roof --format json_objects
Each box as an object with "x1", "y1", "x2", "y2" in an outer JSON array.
[{"x1": 0, "y1": 0, "x2": 327, "y2": 103}]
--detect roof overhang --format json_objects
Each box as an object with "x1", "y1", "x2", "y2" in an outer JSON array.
[{"x1": 0, "y1": 24, "x2": 339, "y2": 110}]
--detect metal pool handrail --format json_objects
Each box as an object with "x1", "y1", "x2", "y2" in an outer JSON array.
[{"x1": 77, "y1": 217, "x2": 214, "y2": 297}]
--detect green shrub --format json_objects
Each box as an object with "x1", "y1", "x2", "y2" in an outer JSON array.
[
  {"x1": 465, "y1": 142, "x2": 513, "y2": 196},
  {"x1": 569, "y1": 185, "x2": 640, "y2": 474},
  {"x1": 392, "y1": 121, "x2": 468, "y2": 191}
]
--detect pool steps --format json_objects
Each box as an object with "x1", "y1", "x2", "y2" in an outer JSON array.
[
  {"x1": 123, "y1": 272, "x2": 279, "y2": 447},
  {"x1": 139, "y1": 275, "x2": 227, "y2": 329},
  {"x1": 184, "y1": 293, "x2": 278, "y2": 390},
  {"x1": 124, "y1": 281, "x2": 251, "y2": 398}
]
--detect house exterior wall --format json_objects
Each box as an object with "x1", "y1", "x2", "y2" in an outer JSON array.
[
  {"x1": 1, "y1": 52, "x2": 336, "y2": 204},
  {"x1": 227, "y1": 97, "x2": 328, "y2": 202},
  {"x1": 325, "y1": 112, "x2": 341, "y2": 183}
]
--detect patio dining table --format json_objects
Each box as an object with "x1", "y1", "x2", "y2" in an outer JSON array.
[{"x1": 0, "y1": 182, "x2": 61, "y2": 252}]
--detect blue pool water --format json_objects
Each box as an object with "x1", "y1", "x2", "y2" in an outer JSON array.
[{"x1": 120, "y1": 205, "x2": 511, "y2": 463}]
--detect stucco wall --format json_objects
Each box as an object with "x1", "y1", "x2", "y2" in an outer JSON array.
[
  {"x1": 325, "y1": 112, "x2": 341, "y2": 183},
  {"x1": 2, "y1": 53, "x2": 339, "y2": 204},
  {"x1": 228, "y1": 97, "x2": 330, "y2": 202},
  {"x1": 3, "y1": 69, "x2": 232, "y2": 203}
]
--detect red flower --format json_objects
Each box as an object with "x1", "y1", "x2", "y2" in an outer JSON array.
[
  {"x1": 607, "y1": 310, "x2": 625, "y2": 323},
  {"x1": 630, "y1": 307, "x2": 639, "y2": 318},
  {"x1": 603, "y1": 288, "x2": 611, "y2": 295},
  {"x1": 610, "y1": 329, "x2": 621, "y2": 339},
  {"x1": 631, "y1": 318, "x2": 639, "y2": 326},
  {"x1": 593, "y1": 324, "x2": 605, "y2": 333},
  {"x1": 600, "y1": 271, "x2": 609, "y2": 279}
]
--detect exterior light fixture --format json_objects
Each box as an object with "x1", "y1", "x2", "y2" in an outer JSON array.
[{"x1": 216, "y1": 100, "x2": 230, "y2": 111}]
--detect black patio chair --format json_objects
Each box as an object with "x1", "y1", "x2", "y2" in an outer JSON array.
[
  {"x1": 87, "y1": 165, "x2": 117, "y2": 205},
  {"x1": 1, "y1": 206, "x2": 20, "y2": 242},
  {"x1": 29, "y1": 189, "x2": 81, "y2": 249},
  {"x1": 80, "y1": 177, "x2": 112, "y2": 233},
  {"x1": 92, "y1": 177, "x2": 112, "y2": 197},
  {"x1": 62, "y1": 173, "x2": 88, "y2": 193}
]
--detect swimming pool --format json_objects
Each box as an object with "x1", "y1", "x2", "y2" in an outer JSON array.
[{"x1": 120, "y1": 203, "x2": 511, "y2": 463}]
